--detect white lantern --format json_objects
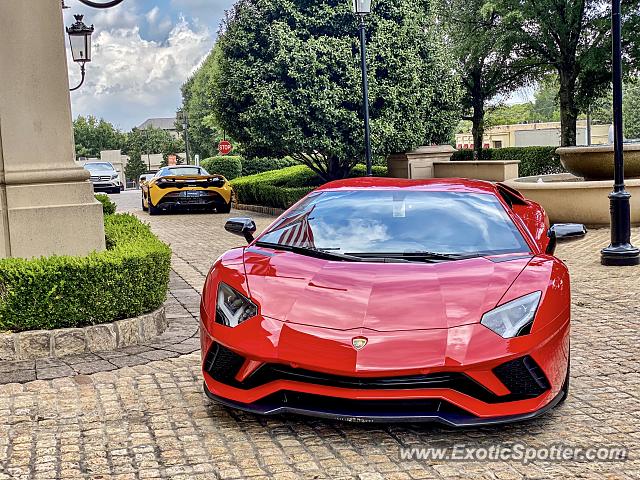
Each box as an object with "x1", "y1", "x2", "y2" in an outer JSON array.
[{"x1": 353, "y1": 0, "x2": 372, "y2": 15}]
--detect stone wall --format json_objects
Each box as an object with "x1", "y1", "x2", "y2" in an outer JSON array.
[{"x1": 0, "y1": 308, "x2": 167, "y2": 361}]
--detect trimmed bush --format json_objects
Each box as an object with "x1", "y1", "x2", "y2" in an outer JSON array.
[
  {"x1": 0, "y1": 214, "x2": 171, "y2": 333},
  {"x1": 95, "y1": 194, "x2": 116, "y2": 216},
  {"x1": 242, "y1": 157, "x2": 299, "y2": 176},
  {"x1": 201, "y1": 156, "x2": 243, "y2": 180},
  {"x1": 451, "y1": 147, "x2": 565, "y2": 177},
  {"x1": 231, "y1": 164, "x2": 388, "y2": 209}
]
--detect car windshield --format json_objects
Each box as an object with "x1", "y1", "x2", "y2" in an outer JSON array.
[
  {"x1": 85, "y1": 163, "x2": 114, "y2": 172},
  {"x1": 158, "y1": 167, "x2": 208, "y2": 177},
  {"x1": 258, "y1": 190, "x2": 530, "y2": 257}
]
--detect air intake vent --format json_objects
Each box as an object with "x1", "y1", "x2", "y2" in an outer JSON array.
[
  {"x1": 204, "y1": 343, "x2": 245, "y2": 385},
  {"x1": 493, "y1": 356, "x2": 550, "y2": 397}
]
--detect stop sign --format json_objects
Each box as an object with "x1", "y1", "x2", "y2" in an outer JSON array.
[{"x1": 218, "y1": 140, "x2": 233, "y2": 155}]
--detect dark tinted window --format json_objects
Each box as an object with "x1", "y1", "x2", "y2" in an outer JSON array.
[{"x1": 259, "y1": 190, "x2": 529, "y2": 256}]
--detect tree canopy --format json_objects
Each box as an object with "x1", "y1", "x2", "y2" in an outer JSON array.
[
  {"x1": 73, "y1": 116, "x2": 126, "y2": 158},
  {"x1": 440, "y1": 0, "x2": 538, "y2": 156},
  {"x1": 123, "y1": 127, "x2": 185, "y2": 171},
  {"x1": 492, "y1": 0, "x2": 640, "y2": 146},
  {"x1": 209, "y1": 0, "x2": 460, "y2": 180},
  {"x1": 180, "y1": 45, "x2": 232, "y2": 159}
]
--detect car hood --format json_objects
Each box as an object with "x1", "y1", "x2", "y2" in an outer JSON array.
[{"x1": 243, "y1": 249, "x2": 532, "y2": 332}]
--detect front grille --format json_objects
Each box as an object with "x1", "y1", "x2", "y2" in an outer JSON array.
[
  {"x1": 493, "y1": 356, "x2": 550, "y2": 398},
  {"x1": 256, "y1": 391, "x2": 471, "y2": 419},
  {"x1": 204, "y1": 343, "x2": 549, "y2": 403},
  {"x1": 90, "y1": 175, "x2": 112, "y2": 182}
]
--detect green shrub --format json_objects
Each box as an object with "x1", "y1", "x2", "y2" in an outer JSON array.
[
  {"x1": 231, "y1": 164, "x2": 388, "y2": 209},
  {"x1": 451, "y1": 147, "x2": 565, "y2": 177},
  {"x1": 0, "y1": 214, "x2": 171, "y2": 333},
  {"x1": 95, "y1": 194, "x2": 116, "y2": 216},
  {"x1": 201, "y1": 156, "x2": 243, "y2": 180},
  {"x1": 242, "y1": 157, "x2": 299, "y2": 176}
]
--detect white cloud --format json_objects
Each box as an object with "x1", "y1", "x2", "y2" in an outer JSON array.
[
  {"x1": 146, "y1": 6, "x2": 161, "y2": 24},
  {"x1": 68, "y1": 17, "x2": 213, "y2": 130}
]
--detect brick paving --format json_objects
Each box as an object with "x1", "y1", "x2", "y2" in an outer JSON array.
[{"x1": 0, "y1": 189, "x2": 638, "y2": 479}]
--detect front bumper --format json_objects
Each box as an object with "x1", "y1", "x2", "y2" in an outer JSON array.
[
  {"x1": 203, "y1": 380, "x2": 566, "y2": 426},
  {"x1": 200, "y1": 312, "x2": 570, "y2": 425},
  {"x1": 91, "y1": 181, "x2": 120, "y2": 191}
]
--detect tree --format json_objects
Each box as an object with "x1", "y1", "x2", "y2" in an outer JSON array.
[
  {"x1": 494, "y1": 0, "x2": 640, "y2": 146},
  {"x1": 73, "y1": 116, "x2": 126, "y2": 157},
  {"x1": 124, "y1": 154, "x2": 147, "y2": 184},
  {"x1": 441, "y1": 0, "x2": 538, "y2": 158},
  {"x1": 180, "y1": 45, "x2": 235, "y2": 159},
  {"x1": 623, "y1": 81, "x2": 640, "y2": 139},
  {"x1": 211, "y1": 0, "x2": 460, "y2": 181},
  {"x1": 123, "y1": 127, "x2": 185, "y2": 168}
]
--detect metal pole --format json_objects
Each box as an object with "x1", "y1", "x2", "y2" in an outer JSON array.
[
  {"x1": 358, "y1": 15, "x2": 373, "y2": 177},
  {"x1": 145, "y1": 128, "x2": 151, "y2": 171},
  {"x1": 183, "y1": 118, "x2": 191, "y2": 166},
  {"x1": 601, "y1": 0, "x2": 639, "y2": 266}
]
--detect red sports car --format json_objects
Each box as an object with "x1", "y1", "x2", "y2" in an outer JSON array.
[{"x1": 200, "y1": 178, "x2": 586, "y2": 426}]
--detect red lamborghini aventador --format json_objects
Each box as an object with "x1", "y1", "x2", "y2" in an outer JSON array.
[{"x1": 200, "y1": 178, "x2": 586, "y2": 426}]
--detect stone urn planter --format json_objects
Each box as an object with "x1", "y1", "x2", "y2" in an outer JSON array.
[{"x1": 557, "y1": 144, "x2": 640, "y2": 181}]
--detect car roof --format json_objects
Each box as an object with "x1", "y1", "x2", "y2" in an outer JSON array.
[{"x1": 316, "y1": 177, "x2": 500, "y2": 195}]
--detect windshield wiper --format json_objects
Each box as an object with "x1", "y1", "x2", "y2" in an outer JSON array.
[
  {"x1": 345, "y1": 252, "x2": 481, "y2": 262},
  {"x1": 254, "y1": 242, "x2": 410, "y2": 263}
]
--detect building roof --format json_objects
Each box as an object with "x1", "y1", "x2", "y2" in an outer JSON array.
[{"x1": 137, "y1": 117, "x2": 177, "y2": 131}]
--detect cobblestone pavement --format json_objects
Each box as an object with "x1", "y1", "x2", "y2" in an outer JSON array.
[{"x1": 0, "y1": 189, "x2": 638, "y2": 479}]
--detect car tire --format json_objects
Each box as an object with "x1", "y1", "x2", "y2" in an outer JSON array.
[
  {"x1": 218, "y1": 201, "x2": 232, "y2": 214},
  {"x1": 141, "y1": 196, "x2": 148, "y2": 212},
  {"x1": 148, "y1": 198, "x2": 161, "y2": 216}
]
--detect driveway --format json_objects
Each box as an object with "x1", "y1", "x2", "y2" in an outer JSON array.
[{"x1": 0, "y1": 189, "x2": 637, "y2": 479}]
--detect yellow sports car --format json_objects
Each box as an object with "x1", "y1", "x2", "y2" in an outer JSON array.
[{"x1": 141, "y1": 166, "x2": 233, "y2": 215}]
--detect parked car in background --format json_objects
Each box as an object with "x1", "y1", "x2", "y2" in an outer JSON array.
[
  {"x1": 141, "y1": 165, "x2": 233, "y2": 215},
  {"x1": 83, "y1": 162, "x2": 122, "y2": 194}
]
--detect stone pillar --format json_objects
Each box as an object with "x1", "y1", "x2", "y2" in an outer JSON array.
[
  {"x1": 387, "y1": 146, "x2": 456, "y2": 180},
  {"x1": 0, "y1": 0, "x2": 105, "y2": 259}
]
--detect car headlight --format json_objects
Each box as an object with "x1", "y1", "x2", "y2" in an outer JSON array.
[
  {"x1": 216, "y1": 282, "x2": 258, "y2": 327},
  {"x1": 111, "y1": 173, "x2": 119, "y2": 180},
  {"x1": 481, "y1": 291, "x2": 542, "y2": 338}
]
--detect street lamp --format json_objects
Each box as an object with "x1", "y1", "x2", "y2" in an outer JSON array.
[
  {"x1": 66, "y1": 15, "x2": 94, "y2": 92},
  {"x1": 353, "y1": 0, "x2": 373, "y2": 177},
  {"x1": 600, "y1": 0, "x2": 640, "y2": 266}
]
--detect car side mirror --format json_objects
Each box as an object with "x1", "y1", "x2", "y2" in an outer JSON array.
[
  {"x1": 225, "y1": 218, "x2": 257, "y2": 243},
  {"x1": 546, "y1": 223, "x2": 587, "y2": 255}
]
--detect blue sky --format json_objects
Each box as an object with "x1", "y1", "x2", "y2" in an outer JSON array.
[{"x1": 63, "y1": 0, "x2": 235, "y2": 131}]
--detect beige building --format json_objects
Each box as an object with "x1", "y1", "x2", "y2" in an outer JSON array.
[{"x1": 456, "y1": 121, "x2": 611, "y2": 149}]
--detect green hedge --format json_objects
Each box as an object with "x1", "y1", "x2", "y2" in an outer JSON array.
[
  {"x1": 201, "y1": 156, "x2": 243, "y2": 180},
  {"x1": 231, "y1": 164, "x2": 388, "y2": 209},
  {"x1": 451, "y1": 147, "x2": 565, "y2": 177},
  {"x1": 0, "y1": 214, "x2": 171, "y2": 333},
  {"x1": 242, "y1": 157, "x2": 299, "y2": 176},
  {"x1": 95, "y1": 194, "x2": 116, "y2": 216}
]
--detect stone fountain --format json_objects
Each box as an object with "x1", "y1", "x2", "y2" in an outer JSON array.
[{"x1": 505, "y1": 143, "x2": 640, "y2": 226}]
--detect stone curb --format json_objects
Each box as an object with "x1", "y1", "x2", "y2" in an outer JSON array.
[
  {"x1": 235, "y1": 203, "x2": 285, "y2": 217},
  {"x1": 0, "y1": 307, "x2": 167, "y2": 361}
]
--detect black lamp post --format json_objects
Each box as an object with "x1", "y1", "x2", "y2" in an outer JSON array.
[
  {"x1": 66, "y1": 15, "x2": 94, "y2": 91},
  {"x1": 601, "y1": 0, "x2": 640, "y2": 266},
  {"x1": 353, "y1": 0, "x2": 373, "y2": 177}
]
